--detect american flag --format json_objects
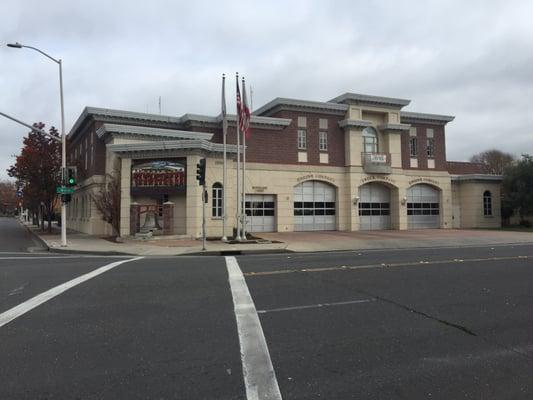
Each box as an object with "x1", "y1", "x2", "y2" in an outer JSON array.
[
  {"x1": 241, "y1": 78, "x2": 251, "y2": 138},
  {"x1": 236, "y1": 77, "x2": 251, "y2": 137}
]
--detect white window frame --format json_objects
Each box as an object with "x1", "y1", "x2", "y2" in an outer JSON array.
[
  {"x1": 363, "y1": 127, "x2": 378, "y2": 154},
  {"x1": 297, "y1": 129, "x2": 307, "y2": 150},
  {"x1": 483, "y1": 190, "x2": 492, "y2": 216},
  {"x1": 212, "y1": 182, "x2": 223, "y2": 218},
  {"x1": 319, "y1": 131, "x2": 328, "y2": 151},
  {"x1": 409, "y1": 137, "x2": 417, "y2": 157}
]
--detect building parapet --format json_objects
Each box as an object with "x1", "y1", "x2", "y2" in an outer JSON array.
[
  {"x1": 96, "y1": 124, "x2": 213, "y2": 141},
  {"x1": 329, "y1": 92, "x2": 411, "y2": 108},
  {"x1": 401, "y1": 111, "x2": 455, "y2": 125}
]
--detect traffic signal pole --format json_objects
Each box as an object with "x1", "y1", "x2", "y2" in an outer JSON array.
[
  {"x1": 196, "y1": 158, "x2": 207, "y2": 251},
  {"x1": 202, "y1": 188, "x2": 206, "y2": 251}
]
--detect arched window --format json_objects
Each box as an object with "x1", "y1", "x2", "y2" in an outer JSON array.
[
  {"x1": 212, "y1": 182, "x2": 223, "y2": 217},
  {"x1": 363, "y1": 127, "x2": 378, "y2": 153},
  {"x1": 483, "y1": 190, "x2": 492, "y2": 216}
]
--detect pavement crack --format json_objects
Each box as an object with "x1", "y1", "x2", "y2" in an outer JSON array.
[{"x1": 371, "y1": 294, "x2": 477, "y2": 336}]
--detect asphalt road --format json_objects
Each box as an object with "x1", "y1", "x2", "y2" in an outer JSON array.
[{"x1": 1, "y1": 218, "x2": 533, "y2": 399}]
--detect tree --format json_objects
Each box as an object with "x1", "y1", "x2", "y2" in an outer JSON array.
[
  {"x1": 7, "y1": 123, "x2": 61, "y2": 232},
  {"x1": 470, "y1": 149, "x2": 515, "y2": 175},
  {"x1": 91, "y1": 171, "x2": 121, "y2": 238},
  {"x1": 503, "y1": 154, "x2": 533, "y2": 224}
]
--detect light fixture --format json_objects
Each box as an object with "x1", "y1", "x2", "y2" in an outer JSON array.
[
  {"x1": 7, "y1": 42, "x2": 23, "y2": 48},
  {"x1": 353, "y1": 196, "x2": 360, "y2": 205},
  {"x1": 401, "y1": 197, "x2": 407, "y2": 205}
]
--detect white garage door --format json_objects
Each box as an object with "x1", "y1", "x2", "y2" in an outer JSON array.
[
  {"x1": 359, "y1": 183, "x2": 391, "y2": 230},
  {"x1": 294, "y1": 181, "x2": 336, "y2": 231},
  {"x1": 407, "y1": 184, "x2": 440, "y2": 229},
  {"x1": 245, "y1": 194, "x2": 276, "y2": 233}
]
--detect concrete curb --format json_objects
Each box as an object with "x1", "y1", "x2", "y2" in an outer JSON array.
[
  {"x1": 48, "y1": 247, "x2": 133, "y2": 256},
  {"x1": 19, "y1": 220, "x2": 50, "y2": 252},
  {"x1": 183, "y1": 248, "x2": 294, "y2": 256}
]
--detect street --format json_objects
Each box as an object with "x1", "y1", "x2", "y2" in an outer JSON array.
[{"x1": 1, "y1": 218, "x2": 533, "y2": 399}]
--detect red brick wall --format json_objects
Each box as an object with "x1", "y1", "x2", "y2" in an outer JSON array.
[{"x1": 401, "y1": 123, "x2": 447, "y2": 171}]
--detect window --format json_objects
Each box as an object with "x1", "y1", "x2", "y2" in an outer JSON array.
[
  {"x1": 297, "y1": 129, "x2": 307, "y2": 150},
  {"x1": 363, "y1": 127, "x2": 378, "y2": 153},
  {"x1": 319, "y1": 131, "x2": 328, "y2": 151},
  {"x1": 426, "y1": 128, "x2": 435, "y2": 159},
  {"x1": 427, "y1": 137, "x2": 435, "y2": 158},
  {"x1": 483, "y1": 190, "x2": 492, "y2": 216},
  {"x1": 409, "y1": 137, "x2": 417, "y2": 157},
  {"x1": 212, "y1": 182, "x2": 223, "y2": 217}
]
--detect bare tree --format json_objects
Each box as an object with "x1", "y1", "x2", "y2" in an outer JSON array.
[
  {"x1": 91, "y1": 172, "x2": 121, "y2": 238},
  {"x1": 470, "y1": 149, "x2": 515, "y2": 175}
]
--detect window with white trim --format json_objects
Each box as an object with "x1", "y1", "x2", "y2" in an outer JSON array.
[
  {"x1": 212, "y1": 182, "x2": 223, "y2": 217},
  {"x1": 319, "y1": 131, "x2": 328, "y2": 151},
  {"x1": 483, "y1": 190, "x2": 492, "y2": 216},
  {"x1": 409, "y1": 137, "x2": 417, "y2": 157},
  {"x1": 363, "y1": 127, "x2": 378, "y2": 153},
  {"x1": 297, "y1": 129, "x2": 307, "y2": 150}
]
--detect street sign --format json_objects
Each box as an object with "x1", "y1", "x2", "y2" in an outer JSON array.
[{"x1": 56, "y1": 186, "x2": 75, "y2": 194}]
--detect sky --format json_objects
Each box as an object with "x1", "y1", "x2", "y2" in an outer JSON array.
[{"x1": 1, "y1": 0, "x2": 532, "y2": 180}]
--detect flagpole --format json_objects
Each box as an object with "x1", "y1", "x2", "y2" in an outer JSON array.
[
  {"x1": 241, "y1": 77, "x2": 247, "y2": 240},
  {"x1": 221, "y1": 74, "x2": 228, "y2": 242},
  {"x1": 235, "y1": 72, "x2": 242, "y2": 241}
]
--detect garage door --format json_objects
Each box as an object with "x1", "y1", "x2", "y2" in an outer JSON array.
[
  {"x1": 407, "y1": 184, "x2": 440, "y2": 229},
  {"x1": 359, "y1": 183, "x2": 391, "y2": 230},
  {"x1": 294, "y1": 181, "x2": 336, "y2": 231},
  {"x1": 245, "y1": 194, "x2": 276, "y2": 232}
]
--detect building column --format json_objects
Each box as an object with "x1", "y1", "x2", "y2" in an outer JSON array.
[
  {"x1": 163, "y1": 201, "x2": 174, "y2": 235},
  {"x1": 130, "y1": 202, "x2": 140, "y2": 236},
  {"x1": 119, "y1": 158, "x2": 132, "y2": 237},
  {"x1": 186, "y1": 155, "x2": 202, "y2": 238}
]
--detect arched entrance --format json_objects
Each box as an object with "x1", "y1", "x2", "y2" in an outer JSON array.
[
  {"x1": 294, "y1": 180, "x2": 336, "y2": 231},
  {"x1": 407, "y1": 184, "x2": 440, "y2": 229},
  {"x1": 358, "y1": 182, "x2": 391, "y2": 230}
]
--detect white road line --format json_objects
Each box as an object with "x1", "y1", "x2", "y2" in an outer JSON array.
[
  {"x1": 257, "y1": 298, "x2": 375, "y2": 314},
  {"x1": 225, "y1": 256, "x2": 282, "y2": 400},
  {"x1": 0, "y1": 257, "x2": 143, "y2": 328}
]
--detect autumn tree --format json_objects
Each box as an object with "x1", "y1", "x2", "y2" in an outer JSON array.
[
  {"x1": 7, "y1": 123, "x2": 61, "y2": 232},
  {"x1": 470, "y1": 149, "x2": 515, "y2": 175}
]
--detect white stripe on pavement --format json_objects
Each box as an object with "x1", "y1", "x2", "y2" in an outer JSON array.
[
  {"x1": 257, "y1": 298, "x2": 375, "y2": 314},
  {"x1": 0, "y1": 257, "x2": 143, "y2": 328},
  {"x1": 225, "y1": 256, "x2": 282, "y2": 400}
]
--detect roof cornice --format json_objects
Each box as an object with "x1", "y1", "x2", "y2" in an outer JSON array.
[
  {"x1": 451, "y1": 174, "x2": 503, "y2": 182},
  {"x1": 401, "y1": 111, "x2": 455, "y2": 125},
  {"x1": 96, "y1": 124, "x2": 213, "y2": 141},
  {"x1": 378, "y1": 123, "x2": 411, "y2": 132},
  {"x1": 338, "y1": 119, "x2": 372, "y2": 129},
  {"x1": 107, "y1": 139, "x2": 239, "y2": 155},
  {"x1": 329, "y1": 92, "x2": 411, "y2": 108},
  {"x1": 253, "y1": 97, "x2": 348, "y2": 117}
]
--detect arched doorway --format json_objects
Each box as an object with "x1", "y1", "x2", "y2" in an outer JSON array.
[
  {"x1": 294, "y1": 180, "x2": 336, "y2": 231},
  {"x1": 407, "y1": 184, "x2": 440, "y2": 229},
  {"x1": 358, "y1": 182, "x2": 391, "y2": 230}
]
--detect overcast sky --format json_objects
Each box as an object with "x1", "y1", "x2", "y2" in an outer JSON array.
[{"x1": 1, "y1": 0, "x2": 532, "y2": 179}]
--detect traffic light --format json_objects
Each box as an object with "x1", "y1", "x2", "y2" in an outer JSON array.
[
  {"x1": 196, "y1": 158, "x2": 206, "y2": 186},
  {"x1": 61, "y1": 194, "x2": 72, "y2": 203},
  {"x1": 66, "y1": 166, "x2": 77, "y2": 187}
]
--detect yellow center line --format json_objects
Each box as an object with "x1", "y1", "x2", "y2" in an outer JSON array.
[{"x1": 243, "y1": 255, "x2": 532, "y2": 277}]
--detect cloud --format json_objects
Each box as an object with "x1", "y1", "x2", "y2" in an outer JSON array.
[{"x1": 1, "y1": 0, "x2": 532, "y2": 178}]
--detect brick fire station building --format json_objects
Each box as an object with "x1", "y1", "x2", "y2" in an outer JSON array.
[{"x1": 66, "y1": 92, "x2": 502, "y2": 238}]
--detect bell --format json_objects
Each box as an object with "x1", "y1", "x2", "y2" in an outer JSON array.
[{"x1": 140, "y1": 211, "x2": 162, "y2": 233}]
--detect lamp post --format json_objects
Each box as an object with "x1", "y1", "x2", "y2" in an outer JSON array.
[{"x1": 7, "y1": 42, "x2": 67, "y2": 247}]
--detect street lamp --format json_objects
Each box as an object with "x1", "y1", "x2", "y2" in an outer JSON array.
[{"x1": 7, "y1": 42, "x2": 67, "y2": 247}]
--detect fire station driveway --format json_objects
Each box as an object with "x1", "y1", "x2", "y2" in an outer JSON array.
[{"x1": 259, "y1": 228, "x2": 533, "y2": 252}]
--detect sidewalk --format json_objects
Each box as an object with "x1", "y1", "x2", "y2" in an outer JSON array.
[{"x1": 23, "y1": 220, "x2": 533, "y2": 256}]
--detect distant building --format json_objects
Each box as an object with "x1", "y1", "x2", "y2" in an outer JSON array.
[{"x1": 66, "y1": 92, "x2": 502, "y2": 237}]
